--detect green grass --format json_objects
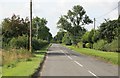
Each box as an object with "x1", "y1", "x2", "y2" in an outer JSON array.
[
  {"x1": 2, "y1": 54, "x2": 44, "y2": 76},
  {"x1": 0, "y1": 66, "x2": 2, "y2": 77},
  {"x1": 66, "y1": 45, "x2": 119, "y2": 65},
  {"x1": 2, "y1": 44, "x2": 50, "y2": 76}
]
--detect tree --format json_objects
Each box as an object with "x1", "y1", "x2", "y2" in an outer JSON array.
[
  {"x1": 57, "y1": 5, "x2": 92, "y2": 44},
  {"x1": 99, "y1": 19, "x2": 118, "y2": 43},
  {"x1": 2, "y1": 14, "x2": 29, "y2": 43},
  {"x1": 92, "y1": 30, "x2": 100, "y2": 43},
  {"x1": 54, "y1": 31, "x2": 66, "y2": 43},
  {"x1": 32, "y1": 17, "x2": 52, "y2": 41},
  {"x1": 82, "y1": 31, "x2": 90, "y2": 43},
  {"x1": 62, "y1": 32, "x2": 72, "y2": 45}
]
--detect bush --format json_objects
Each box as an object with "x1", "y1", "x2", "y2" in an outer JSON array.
[
  {"x1": 93, "y1": 40, "x2": 107, "y2": 50},
  {"x1": 9, "y1": 36, "x2": 49, "y2": 50},
  {"x1": 32, "y1": 38, "x2": 48, "y2": 50},
  {"x1": 77, "y1": 42, "x2": 83, "y2": 48},
  {"x1": 62, "y1": 33, "x2": 72, "y2": 45},
  {"x1": 9, "y1": 36, "x2": 28, "y2": 49},
  {"x1": 103, "y1": 39, "x2": 119, "y2": 52},
  {"x1": 85, "y1": 43, "x2": 92, "y2": 48}
]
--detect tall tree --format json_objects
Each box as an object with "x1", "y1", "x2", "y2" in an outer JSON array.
[
  {"x1": 2, "y1": 14, "x2": 29, "y2": 42},
  {"x1": 54, "y1": 31, "x2": 66, "y2": 43},
  {"x1": 32, "y1": 17, "x2": 52, "y2": 41},
  {"x1": 57, "y1": 5, "x2": 92, "y2": 44},
  {"x1": 99, "y1": 19, "x2": 118, "y2": 43}
]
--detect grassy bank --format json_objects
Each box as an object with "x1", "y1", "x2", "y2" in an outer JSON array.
[
  {"x1": 66, "y1": 45, "x2": 118, "y2": 65},
  {"x1": 2, "y1": 44, "x2": 49, "y2": 76}
]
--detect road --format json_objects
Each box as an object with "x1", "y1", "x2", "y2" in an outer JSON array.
[{"x1": 37, "y1": 44, "x2": 118, "y2": 78}]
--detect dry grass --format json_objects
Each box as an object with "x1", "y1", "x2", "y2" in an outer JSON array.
[
  {"x1": 2, "y1": 49, "x2": 32, "y2": 65},
  {"x1": 0, "y1": 50, "x2": 2, "y2": 66}
]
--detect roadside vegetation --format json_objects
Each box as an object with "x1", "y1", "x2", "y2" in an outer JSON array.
[
  {"x1": 66, "y1": 45, "x2": 118, "y2": 65},
  {"x1": 2, "y1": 45, "x2": 49, "y2": 76},
  {"x1": 1, "y1": 14, "x2": 52, "y2": 76},
  {"x1": 53, "y1": 5, "x2": 119, "y2": 65}
]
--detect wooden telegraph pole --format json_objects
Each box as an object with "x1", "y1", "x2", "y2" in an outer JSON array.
[
  {"x1": 94, "y1": 18, "x2": 96, "y2": 35},
  {"x1": 29, "y1": 0, "x2": 32, "y2": 52}
]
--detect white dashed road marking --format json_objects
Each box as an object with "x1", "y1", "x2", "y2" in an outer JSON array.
[
  {"x1": 74, "y1": 61, "x2": 83, "y2": 67},
  {"x1": 61, "y1": 50, "x2": 99, "y2": 78},
  {"x1": 67, "y1": 56, "x2": 73, "y2": 60},
  {"x1": 88, "y1": 70, "x2": 99, "y2": 78}
]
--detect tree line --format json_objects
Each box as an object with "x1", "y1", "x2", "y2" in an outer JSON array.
[
  {"x1": 54, "y1": 5, "x2": 120, "y2": 52},
  {"x1": 2, "y1": 14, "x2": 52, "y2": 50}
]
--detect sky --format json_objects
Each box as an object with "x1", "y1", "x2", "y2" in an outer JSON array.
[{"x1": 0, "y1": 0, "x2": 119, "y2": 37}]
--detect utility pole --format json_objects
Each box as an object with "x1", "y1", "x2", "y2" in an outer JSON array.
[
  {"x1": 118, "y1": 1, "x2": 120, "y2": 53},
  {"x1": 94, "y1": 18, "x2": 96, "y2": 34},
  {"x1": 29, "y1": 0, "x2": 32, "y2": 52},
  {"x1": 94, "y1": 18, "x2": 96, "y2": 30}
]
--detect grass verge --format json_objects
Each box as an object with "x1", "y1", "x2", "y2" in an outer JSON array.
[
  {"x1": 2, "y1": 44, "x2": 50, "y2": 76},
  {"x1": 66, "y1": 45, "x2": 119, "y2": 65}
]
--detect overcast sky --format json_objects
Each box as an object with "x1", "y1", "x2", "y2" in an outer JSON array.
[{"x1": 0, "y1": 0, "x2": 119, "y2": 36}]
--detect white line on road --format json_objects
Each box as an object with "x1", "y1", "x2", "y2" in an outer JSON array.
[
  {"x1": 74, "y1": 61, "x2": 83, "y2": 67},
  {"x1": 88, "y1": 70, "x2": 99, "y2": 78},
  {"x1": 67, "y1": 56, "x2": 73, "y2": 60},
  {"x1": 60, "y1": 50, "x2": 64, "y2": 53},
  {"x1": 61, "y1": 50, "x2": 73, "y2": 60}
]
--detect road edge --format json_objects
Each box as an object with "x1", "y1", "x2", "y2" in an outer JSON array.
[{"x1": 31, "y1": 44, "x2": 52, "y2": 78}]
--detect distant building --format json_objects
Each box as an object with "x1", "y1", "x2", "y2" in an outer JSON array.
[{"x1": 118, "y1": 1, "x2": 120, "y2": 16}]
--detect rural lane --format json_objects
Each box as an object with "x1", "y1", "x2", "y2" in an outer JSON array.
[{"x1": 37, "y1": 44, "x2": 118, "y2": 78}]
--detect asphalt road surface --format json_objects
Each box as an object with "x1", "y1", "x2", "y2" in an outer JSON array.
[{"x1": 38, "y1": 44, "x2": 118, "y2": 78}]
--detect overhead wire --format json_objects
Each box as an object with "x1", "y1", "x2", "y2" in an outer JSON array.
[{"x1": 96, "y1": 3, "x2": 119, "y2": 19}]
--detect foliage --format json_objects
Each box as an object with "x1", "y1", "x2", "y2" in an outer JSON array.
[
  {"x1": 93, "y1": 39, "x2": 107, "y2": 50},
  {"x1": 82, "y1": 29, "x2": 96, "y2": 47},
  {"x1": 82, "y1": 32, "x2": 90, "y2": 43},
  {"x1": 103, "y1": 39, "x2": 119, "y2": 52},
  {"x1": 77, "y1": 42, "x2": 83, "y2": 48},
  {"x1": 88, "y1": 29, "x2": 94, "y2": 43},
  {"x1": 62, "y1": 32, "x2": 72, "y2": 45},
  {"x1": 9, "y1": 35, "x2": 28, "y2": 49},
  {"x1": 32, "y1": 38, "x2": 48, "y2": 50},
  {"x1": 57, "y1": 5, "x2": 92, "y2": 44},
  {"x1": 67, "y1": 45, "x2": 118, "y2": 64},
  {"x1": 92, "y1": 30, "x2": 100, "y2": 42},
  {"x1": 2, "y1": 15, "x2": 52, "y2": 50},
  {"x1": 85, "y1": 43, "x2": 92, "y2": 48},
  {"x1": 32, "y1": 17, "x2": 52, "y2": 41},
  {"x1": 54, "y1": 31, "x2": 66, "y2": 43},
  {"x1": 2, "y1": 14, "x2": 29, "y2": 39},
  {"x1": 99, "y1": 19, "x2": 118, "y2": 43}
]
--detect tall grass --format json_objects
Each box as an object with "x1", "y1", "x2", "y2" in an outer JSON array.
[{"x1": 2, "y1": 49, "x2": 32, "y2": 66}]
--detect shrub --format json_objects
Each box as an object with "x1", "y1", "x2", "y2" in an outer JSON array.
[
  {"x1": 103, "y1": 39, "x2": 119, "y2": 52},
  {"x1": 62, "y1": 33, "x2": 72, "y2": 45},
  {"x1": 9, "y1": 36, "x2": 48, "y2": 50},
  {"x1": 82, "y1": 32, "x2": 89, "y2": 43},
  {"x1": 9, "y1": 36, "x2": 28, "y2": 49},
  {"x1": 77, "y1": 42, "x2": 83, "y2": 48},
  {"x1": 32, "y1": 38, "x2": 48, "y2": 50},
  {"x1": 93, "y1": 40, "x2": 107, "y2": 50},
  {"x1": 85, "y1": 43, "x2": 92, "y2": 48}
]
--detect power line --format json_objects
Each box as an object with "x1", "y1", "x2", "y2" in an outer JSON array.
[{"x1": 96, "y1": 4, "x2": 119, "y2": 19}]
